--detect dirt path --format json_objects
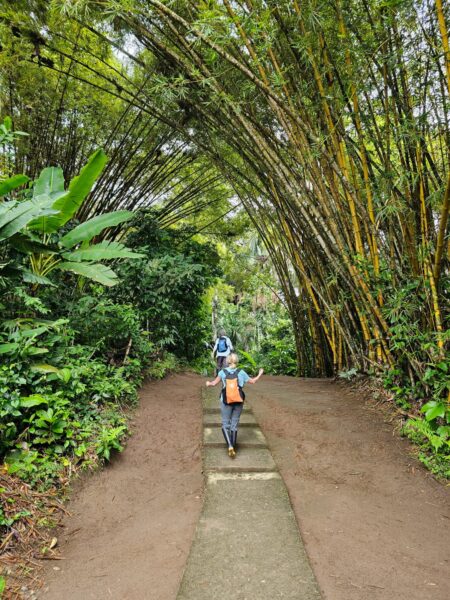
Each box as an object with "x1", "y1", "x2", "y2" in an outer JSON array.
[
  {"x1": 39, "y1": 374, "x2": 449, "y2": 600},
  {"x1": 40, "y1": 372, "x2": 204, "y2": 600},
  {"x1": 249, "y1": 376, "x2": 450, "y2": 600}
]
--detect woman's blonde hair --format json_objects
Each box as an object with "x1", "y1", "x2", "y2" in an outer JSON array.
[{"x1": 227, "y1": 353, "x2": 239, "y2": 367}]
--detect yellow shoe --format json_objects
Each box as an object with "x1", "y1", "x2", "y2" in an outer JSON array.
[{"x1": 228, "y1": 447, "x2": 236, "y2": 459}]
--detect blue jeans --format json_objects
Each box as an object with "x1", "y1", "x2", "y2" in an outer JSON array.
[{"x1": 221, "y1": 401, "x2": 243, "y2": 433}]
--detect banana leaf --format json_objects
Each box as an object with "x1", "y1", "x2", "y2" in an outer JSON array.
[
  {"x1": 0, "y1": 174, "x2": 29, "y2": 197},
  {"x1": 60, "y1": 210, "x2": 134, "y2": 248},
  {"x1": 32, "y1": 166, "x2": 65, "y2": 198},
  {"x1": 9, "y1": 233, "x2": 57, "y2": 254},
  {"x1": 28, "y1": 149, "x2": 107, "y2": 233},
  {"x1": 21, "y1": 270, "x2": 56, "y2": 286},
  {"x1": 0, "y1": 198, "x2": 58, "y2": 241},
  {"x1": 57, "y1": 260, "x2": 119, "y2": 286},
  {"x1": 62, "y1": 240, "x2": 144, "y2": 262}
]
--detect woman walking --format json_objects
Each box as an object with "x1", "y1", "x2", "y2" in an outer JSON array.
[{"x1": 206, "y1": 353, "x2": 263, "y2": 458}]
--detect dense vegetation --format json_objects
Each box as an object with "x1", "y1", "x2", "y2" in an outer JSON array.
[
  {"x1": 0, "y1": 5, "x2": 449, "y2": 584},
  {"x1": 0, "y1": 138, "x2": 223, "y2": 486}
]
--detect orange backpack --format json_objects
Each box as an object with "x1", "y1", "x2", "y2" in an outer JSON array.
[{"x1": 222, "y1": 369, "x2": 245, "y2": 405}]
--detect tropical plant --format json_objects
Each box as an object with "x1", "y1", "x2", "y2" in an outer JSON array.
[
  {"x1": 112, "y1": 212, "x2": 221, "y2": 359},
  {"x1": 0, "y1": 148, "x2": 143, "y2": 286}
]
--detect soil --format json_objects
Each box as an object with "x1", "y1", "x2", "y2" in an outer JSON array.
[
  {"x1": 38, "y1": 373, "x2": 450, "y2": 600},
  {"x1": 249, "y1": 376, "x2": 450, "y2": 600},
  {"x1": 40, "y1": 372, "x2": 204, "y2": 600}
]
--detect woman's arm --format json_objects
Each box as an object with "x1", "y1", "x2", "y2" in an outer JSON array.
[
  {"x1": 248, "y1": 368, "x2": 264, "y2": 384},
  {"x1": 206, "y1": 376, "x2": 221, "y2": 387}
]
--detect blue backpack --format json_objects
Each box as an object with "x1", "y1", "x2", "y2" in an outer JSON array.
[{"x1": 217, "y1": 336, "x2": 228, "y2": 353}]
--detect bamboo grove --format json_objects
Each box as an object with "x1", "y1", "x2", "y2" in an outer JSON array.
[{"x1": 2, "y1": 1, "x2": 450, "y2": 385}]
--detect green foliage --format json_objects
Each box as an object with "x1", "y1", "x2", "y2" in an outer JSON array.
[
  {"x1": 113, "y1": 212, "x2": 221, "y2": 360},
  {"x1": 146, "y1": 353, "x2": 178, "y2": 380},
  {"x1": 69, "y1": 297, "x2": 150, "y2": 362},
  {"x1": 257, "y1": 318, "x2": 297, "y2": 376},
  {"x1": 215, "y1": 282, "x2": 297, "y2": 376},
  {"x1": 0, "y1": 149, "x2": 140, "y2": 287},
  {"x1": 380, "y1": 279, "x2": 450, "y2": 477},
  {"x1": 0, "y1": 155, "x2": 224, "y2": 490},
  {"x1": 338, "y1": 368, "x2": 358, "y2": 381},
  {"x1": 0, "y1": 145, "x2": 146, "y2": 487},
  {"x1": 0, "y1": 115, "x2": 28, "y2": 178},
  {"x1": 0, "y1": 334, "x2": 140, "y2": 486},
  {"x1": 60, "y1": 211, "x2": 135, "y2": 248},
  {"x1": 95, "y1": 426, "x2": 126, "y2": 461},
  {"x1": 0, "y1": 174, "x2": 29, "y2": 196},
  {"x1": 402, "y1": 418, "x2": 450, "y2": 479},
  {"x1": 239, "y1": 349, "x2": 257, "y2": 370}
]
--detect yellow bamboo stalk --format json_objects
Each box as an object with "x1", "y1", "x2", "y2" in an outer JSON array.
[
  {"x1": 426, "y1": 261, "x2": 444, "y2": 354},
  {"x1": 435, "y1": 0, "x2": 450, "y2": 94},
  {"x1": 433, "y1": 172, "x2": 450, "y2": 284},
  {"x1": 415, "y1": 142, "x2": 429, "y2": 249}
]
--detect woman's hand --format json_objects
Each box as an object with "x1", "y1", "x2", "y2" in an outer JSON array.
[
  {"x1": 206, "y1": 376, "x2": 221, "y2": 387},
  {"x1": 258, "y1": 368, "x2": 264, "y2": 376}
]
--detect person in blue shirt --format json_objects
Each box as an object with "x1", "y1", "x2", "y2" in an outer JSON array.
[
  {"x1": 212, "y1": 329, "x2": 233, "y2": 374},
  {"x1": 206, "y1": 353, "x2": 264, "y2": 458}
]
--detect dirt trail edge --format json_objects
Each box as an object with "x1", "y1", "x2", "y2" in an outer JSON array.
[
  {"x1": 250, "y1": 376, "x2": 450, "y2": 600},
  {"x1": 40, "y1": 372, "x2": 204, "y2": 600}
]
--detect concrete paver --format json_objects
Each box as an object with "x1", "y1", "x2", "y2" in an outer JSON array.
[
  {"x1": 203, "y1": 426, "x2": 267, "y2": 447},
  {"x1": 177, "y1": 383, "x2": 322, "y2": 599},
  {"x1": 204, "y1": 446, "x2": 276, "y2": 472},
  {"x1": 177, "y1": 474, "x2": 322, "y2": 600}
]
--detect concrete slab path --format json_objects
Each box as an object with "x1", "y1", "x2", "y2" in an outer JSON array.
[{"x1": 177, "y1": 387, "x2": 322, "y2": 600}]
